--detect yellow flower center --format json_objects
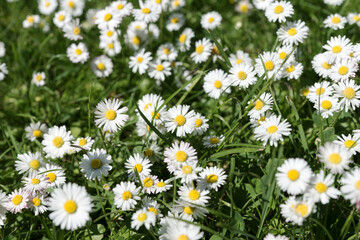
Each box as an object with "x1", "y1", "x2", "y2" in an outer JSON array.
[
  {"x1": 274, "y1": 5, "x2": 284, "y2": 14},
  {"x1": 175, "y1": 151, "x2": 187, "y2": 162},
  {"x1": 184, "y1": 206, "x2": 194, "y2": 215},
  {"x1": 338, "y1": 66, "x2": 348, "y2": 75},
  {"x1": 265, "y1": 61, "x2": 274, "y2": 71},
  {"x1": 134, "y1": 163, "x2": 143, "y2": 173},
  {"x1": 64, "y1": 200, "x2": 77, "y2": 214},
  {"x1": 344, "y1": 140, "x2": 356, "y2": 148},
  {"x1": 210, "y1": 137, "x2": 219, "y2": 144},
  {"x1": 31, "y1": 178, "x2": 40, "y2": 184},
  {"x1": 142, "y1": 8, "x2": 151, "y2": 14},
  {"x1": 104, "y1": 13, "x2": 112, "y2": 21},
  {"x1": 315, "y1": 182, "x2": 327, "y2": 193},
  {"x1": 107, "y1": 31, "x2": 114, "y2": 37},
  {"x1": 182, "y1": 165, "x2": 193, "y2": 174},
  {"x1": 58, "y1": 15, "x2": 65, "y2": 21},
  {"x1": 68, "y1": 1, "x2": 75, "y2": 8},
  {"x1": 196, "y1": 45, "x2": 204, "y2": 54},
  {"x1": 144, "y1": 149, "x2": 154, "y2": 157},
  {"x1": 156, "y1": 0, "x2": 162, "y2": 3},
  {"x1": 295, "y1": 204, "x2": 308, "y2": 217},
  {"x1": 75, "y1": 48, "x2": 82, "y2": 55},
  {"x1": 178, "y1": 235, "x2": 189, "y2": 240},
  {"x1": 328, "y1": 153, "x2": 341, "y2": 164},
  {"x1": 137, "y1": 213, "x2": 147, "y2": 221},
  {"x1": 214, "y1": 80, "x2": 222, "y2": 89},
  {"x1": 188, "y1": 189, "x2": 200, "y2": 200},
  {"x1": 286, "y1": 65, "x2": 295, "y2": 73},
  {"x1": 322, "y1": 62, "x2": 331, "y2": 69},
  {"x1": 174, "y1": 115, "x2": 186, "y2": 126},
  {"x1": 206, "y1": 174, "x2": 218, "y2": 183},
  {"x1": 137, "y1": 57, "x2": 143, "y2": 63},
  {"x1": 132, "y1": 36, "x2": 140, "y2": 45},
  {"x1": 254, "y1": 100, "x2": 264, "y2": 110},
  {"x1": 32, "y1": 130, "x2": 42, "y2": 138},
  {"x1": 332, "y1": 45, "x2": 342, "y2": 53},
  {"x1": 117, "y1": 4, "x2": 124, "y2": 10},
  {"x1": 321, "y1": 100, "x2": 332, "y2": 109},
  {"x1": 332, "y1": 17, "x2": 340, "y2": 24},
  {"x1": 267, "y1": 126, "x2": 278, "y2": 133},
  {"x1": 97, "y1": 63, "x2": 105, "y2": 71},
  {"x1": 46, "y1": 172, "x2": 57, "y2": 182},
  {"x1": 36, "y1": 75, "x2": 42, "y2": 82},
  {"x1": 91, "y1": 159, "x2": 102, "y2": 169},
  {"x1": 12, "y1": 195, "x2": 23, "y2": 205},
  {"x1": 238, "y1": 71, "x2": 247, "y2": 80},
  {"x1": 52, "y1": 136, "x2": 64, "y2": 148},
  {"x1": 122, "y1": 191, "x2": 132, "y2": 200},
  {"x1": 240, "y1": 4, "x2": 249, "y2": 13},
  {"x1": 105, "y1": 109, "x2": 116, "y2": 120},
  {"x1": 143, "y1": 177, "x2": 154, "y2": 188},
  {"x1": 287, "y1": 28, "x2": 297, "y2": 36},
  {"x1": 27, "y1": 16, "x2": 34, "y2": 23},
  {"x1": 163, "y1": 48, "x2": 170, "y2": 55},
  {"x1": 354, "y1": 16, "x2": 360, "y2": 22},
  {"x1": 108, "y1": 43, "x2": 114, "y2": 49},
  {"x1": 78, "y1": 138, "x2": 87, "y2": 146},
  {"x1": 33, "y1": 197, "x2": 41, "y2": 207},
  {"x1": 302, "y1": 89, "x2": 310, "y2": 96},
  {"x1": 287, "y1": 169, "x2": 299, "y2": 181},
  {"x1": 156, "y1": 64, "x2": 164, "y2": 71},
  {"x1": 179, "y1": 34, "x2": 186, "y2": 43},
  {"x1": 316, "y1": 87, "x2": 325, "y2": 95},
  {"x1": 174, "y1": 0, "x2": 180, "y2": 6},
  {"x1": 157, "y1": 182, "x2": 166, "y2": 187},
  {"x1": 356, "y1": 180, "x2": 360, "y2": 190},
  {"x1": 73, "y1": 27, "x2": 80, "y2": 35},
  {"x1": 208, "y1": 17, "x2": 214, "y2": 23},
  {"x1": 29, "y1": 160, "x2": 40, "y2": 169},
  {"x1": 236, "y1": 59, "x2": 243, "y2": 64},
  {"x1": 171, "y1": 17, "x2": 179, "y2": 24},
  {"x1": 257, "y1": 116, "x2": 266, "y2": 125},
  {"x1": 344, "y1": 87, "x2": 355, "y2": 99},
  {"x1": 195, "y1": 118, "x2": 203, "y2": 127},
  {"x1": 279, "y1": 52, "x2": 287, "y2": 60}
]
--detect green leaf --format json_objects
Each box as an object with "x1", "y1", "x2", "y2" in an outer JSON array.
[
  {"x1": 323, "y1": 127, "x2": 336, "y2": 142},
  {"x1": 211, "y1": 147, "x2": 264, "y2": 159}
]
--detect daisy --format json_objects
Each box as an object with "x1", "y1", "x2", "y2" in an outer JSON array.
[
  {"x1": 253, "y1": 0, "x2": 274, "y2": 10},
  {"x1": 131, "y1": 208, "x2": 156, "y2": 230},
  {"x1": 177, "y1": 28, "x2": 194, "y2": 52},
  {"x1": 229, "y1": 50, "x2": 253, "y2": 66},
  {"x1": 95, "y1": 7, "x2": 121, "y2": 30},
  {"x1": 311, "y1": 53, "x2": 333, "y2": 78},
  {"x1": 0, "y1": 191, "x2": 7, "y2": 227},
  {"x1": 265, "y1": 1, "x2": 294, "y2": 23},
  {"x1": 254, "y1": 51, "x2": 282, "y2": 80},
  {"x1": 203, "y1": 69, "x2": 231, "y2": 99},
  {"x1": 191, "y1": 38, "x2": 212, "y2": 64},
  {"x1": 282, "y1": 61, "x2": 303, "y2": 80},
  {"x1": 15, "y1": 152, "x2": 44, "y2": 176},
  {"x1": 72, "y1": 136, "x2": 94, "y2": 152},
  {"x1": 29, "y1": 194, "x2": 48, "y2": 216},
  {"x1": 172, "y1": 201, "x2": 208, "y2": 221},
  {"x1": 129, "y1": 49, "x2": 153, "y2": 74},
  {"x1": 0, "y1": 41, "x2": 5, "y2": 58},
  {"x1": 63, "y1": 18, "x2": 83, "y2": 41},
  {"x1": 136, "y1": 119, "x2": 162, "y2": 140},
  {"x1": 305, "y1": 170, "x2": 341, "y2": 204},
  {"x1": 164, "y1": 141, "x2": 198, "y2": 173},
  {"x1": 280, "y1": 196, "x2": 314, "y2": 226},
  {"x1": 236, "y1": 0, "x2": 253, "y2": 14},
  {"x1": 324, "y1": 0, "x2": 345, "y2": 6},
  {"x1": 99, "y1": 39, "x2": 122, "y2": 57},
  {"x1": 340, "y1": 168, "x2": 360, "y2": 204},
  {"x1": 333, "y1": 79, "x2": 360, "y2": 112},
  {"x1": 157, "y1": 43, "x2": 178, "y2": 62},
  {"x1": 100, "y1": 28, "x2": 121, "y2": 42},
  {"x1": 23, "y1": 174, "x2": 48, "y2": 194},
  {"x1": 306, "y1": 81, "x2": 334, "y2": 103},
  {"x1": 324, "y1": 14, "x2": 347, "y2": 30},
  {"x1": 203, "y1": 135, "x2": 224, "y2": 148},
  {"x1": 164, "y1": 105, "x2": 196, "y2": 137},
  {"x1": 137, "y1": 93, "x2": 164, "y2": 116},
  {"x1": 200, "y1": 11, "x2": 222, "y2": 30},
  {"x1": 169, "y1": 0, "x2": 186, "y2": 11},
  {"x1": 148, "y1": 60, "x2": 171, "y2": 82},
  {"x1": 329, "y1": 58, "x2": 358, "y2": 82},
  {"x1": 66, "y1": 42, "x2": 89, "y2": 64},
  {"x1": 132, "y1": 2, "x2": 161, "y2": 23},
  {"x1": 23, "y1": 15, "x2": 40, "y2": 28},
  {"x1": 178, "y1": 185, "x2": 210, "y2": 206},
  {"x1": 160, "y1": 219, "x2": 204, "y2": 240},
  {"x1": 166, "y1": 13, "x2": 185, "y2": 32},
  {"x1": 334, "y1": 134, "x2": 360, "y2": 155},
  {"x1": 0, "y1": 63, "x2": 8, "y2": 81},
  {"x1": 39, "y1": 164, "x2": 66, "y2": 188},
  {"x1": 174, "y1": 162, "x2": 203, "y2": 185},
  {"x1": 254, "y1": 115, "x2": 292, "y2": 147},
  {"x1": 125, "y1": 153, "x2": 152, "y2": 180},
  {"x1": 318, "y1": 141, "x2": 352, "y2": 174},
  {"x1": 5, "y1": 189, "x2": 29, "y2": 214},
  {"x1": 60, "y1": 0, "x2": 85, "y2": 17},
  {"x1": 192, "y1": 113, "x2": 209, "y2": 136},
  {"x1": 39, "y1": 0, "x2": 57, "y2": 15},
  {"x1": 25, "y1": 121, "x2": 48, "y2": 142},
  {"x1": 113, "y1": 181, "x2": 141, "y2": 210},
  {"x1": 247, "y1": 92, "x2": 273, "y2": 119},
  {"x1": 141, "y1": 175, "x2": 158, "y2": 194},
  {"x1": 91, "y1": 55, "x2": 113, "y2": 77},
  {"x1": 53, "y1": 11, "x2": 71, "y2": 28},
  {"x1": 111, "y1": 1, "x2": 133, "y2": 18},
  {"x1": 42, "y1": 125, "x2": 74, "y2": 159},
  {"x1": 143, "y1": 141, "x2": 162, "y2": 159},
  {"x1": 323, "y1": 35, "x2": 353, "y2": 62},
  {"x1": 313, "y1": 97, "x2": 339, "y2": 119},
  {"x1": 276, "y1": 45, "x2": 295, "y2": 63},
  {"x1": 347, "y1": 13, "x2": 360, "y2": 26},
  {"x1": 264, "y1": 234, "x2": 289, "y2": 240},
  {"x1": 31, "y1": 72, "x2": 46, "y2": 86},
  {"x1": 149, "y1": 0, "x2": 169, "y2": 10},
  {"x1": 250, "y1": 112, "x2": 277, "y2": 128},
  {"x1": 229, "y1": 63, "x2": 257, "y2": 89},
  {"x1": 197, "y1": 166, "x2": 227, "y2": 191},
  {"x1": 47, "y1": 183, "x2": 92, "y2": 230},
  {"x1": 277, "y1": 20, "x2": 309, "y2": 45},
  {"x1": 276, "y1": 158, "x2": 312, "y2": 195},
  {"x1": 149, "y1": 23, "x2": 160, "y2": 39},
  {"x1": 80, "y1": 148, "x2": 112, "y2": 180},
  {"x1": 94, "y1": 98, "x2": 128, "y2": 132}
]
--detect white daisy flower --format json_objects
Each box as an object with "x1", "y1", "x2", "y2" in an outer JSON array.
[
  {"x1": 142, "y1": 197, "x2": 163, "y2": 218},
  {"x1": 169, "y1": 0, "x2": 186, "y2": 11},
  {"x1": 100, "y1": 39, "x2": 122, "y2": 57},
  {"x1": 91, "y1": 55, "x2": 113, "y2": 77},
  {"x1": 229, "y1": 63, "x2": 257, "y2": 89},
  {"x1": 165, "y1": 105, "x2": 196, "y2": 137},
  {"x1": 66, "y1": 42, "x2": 90, "y2": 64},
  {"x1": 80, "y1": 148, "x2": 112, "y2": 180},
  {"x1": 111, "y1": 1, "x2": 133, "y2": 18},
  {"x1": 347, "y1": 13, "x2": 360, "y2": 26},
  {"x1": 253, "y1": 0, "x2": 274, "y2": 10},
  {"x1": 200, "y1": 11, "x2": 222, "y2": 30},
  {"x1": 47, "y1": 183, "x2": 92, "y2": 230},
  {"x1": 166, "y1": 13, "x2": 185, "y2": 32},
  {"x1": 171, "y1": 200, "x2": 208, "y2": 221},
  {"x1": 177, "y1": 28, "x2": 194, "y2": 52},
  {"x1": 282, "y1": 61, "x2": 303, "y2": 80},
  {"x1": 31, "y1": 72, "x2": 46, "y2": 86},
  {"x1": 265, "y1": 1, "x2": 294, "y2": 23},
  {"x1": 23, "y1": 15, "x2": 40, "y2": 28},
  {"x1": 136, "y1": 119, "x2": 162, "y2": 140},
  {"x1": 131, "y1": 208, "x2": 156, "y2": 230},
  {"x1": 329, "y1": 58, "x2": 358, "y2": 82},
  {"x1": 280, "y1": 196, "x2": 314, "y2": 226},
  {"x1": 23, "y1": 173, "x2": 48, "y2": 194},
  {"x1": 5, "y1": 189, "x2": 29, "y2": 214},
  {"x1": 255, "y1": 51, "x2": 282, "y2": 80},
  {"x1": 277, "y1": 20, "x2": 309, "y2": 45},
  {"x1": 305, "y1": 170, "x2": 341, "y2": 204},
  {"x1": 250, "y1": 112, "x2": 277, "y2": 128},
  {"x1": 132, "y1": 2, "x2": 161, "y2": 23},
  {"x1": 15, "y1": 152, "x2": 45, "y2": 176},
  {"x1": 192, "y1": 113, "x2": 209, "y2": 136},
  {"x1": 53, "y1": 11, "x2": 71, "y2": 28},
  {"x1": 324, "y1": 14, "x2": 347, "y2": 30},
  {"x1": 95, "y1": 7, "x2": 121, "y2": 30},
  {"x1": 129, "y1": 49, "x2": 153, "y2": 74},
  {"x1": 39, "y1": 0, "x2": 58, "y2": 15},
  {"x1": 247, "y1": 92, "x2": 274, "y2": 119},
  {"x1": 340, "y1": 167, "x2": 360, "y2": 204},
  {"x1": 125, "y1": 153, "x2": 152, "y2": 180},
  {"x1": 197, "y1": 166, "x2": 227, "y2": 191},
  {"x1": 313, "y1": 96, "x2": 339, "y2": 119},
  {"x1": 203, "y1": 69, "x2": 232, "y2": 99},
  {"x1": 29, "y1": 194, "x2": 48, "y2": 216},
  {"x1": 254, "y1": 115, "x2": 291, "y2": 147},
  {"x1": 0, "y1": 63, "x2": 8, "y2": 81},
  {"x1": 276, "y1": 45, "x2": 295, "y2": 63},
  {"x1": 333, "y1": 79, "x2": 360, "y2": 112},
  {"x1": 60, "y1": 0, "x2": 85, "y2": 17},
  {"x1": 113, "y1": 181, "x2": 141, "y2": 211},
  {"x1": 276, "y1": 158, "x2": 312, "y2": 195},
  {"x1": 157, "y1": 43, "x2": 178, "y2": 62},
  {"x1": 94, "y1": 98, "x2": 129, "y2": 133},
  {"x1": 42, "y1": 125, "x2": 74, "y2": 159},
  {"x1": 0, "y1": 41, "x2": 5, "y2": 58},
  {"x1": 203, "y1": 135, "x2": 224, "y2": 148},
  {"x1": 0, "y1": 191, "x2": 6, "y2": 227},
  {"x1": 100, "y1": 28, "x2": 121, "y2": 42},
  {"x1": 143, "y1": 141, "x2": 162, "y2": 159},
  {"x1": 190, "y1": 38, "x2": 212, "y2": 64},
  {"x1": 235, "y1": 0, "x2": 253, "y2": 14},
  {"x1": 25, "y1": 121, "x2": 48, "y2": 142},
  {"x1": 324, "y1": 0, "x2": 345, "y2": 6},
  {"x1": 137, "y1": 93, "x2": 165, "y2": 116},
  {"x1": 334, "y1": 134, "x2": 360, "y2": 155},
  {"x1": 148, "y1": 0, "x2": 169, "y2": 11},
  {"x1": 62, "y1": 18, "x2": 83, "y2": 41},
  {"x1": 155, "y1": 179, "x2": 172, "y2": 193},
  {"x1": 72, "y1": 136, "x2": 94, "y2": 152},
  {"x1": 323, "y1": 35, "x2": 353, "y2": 62},
  {"x1": 160, "y1": 218, "x2": 204, "y2": 240},
  {"x1": 178, "y1": 185, "x2": 210, "y2": 206},
  {"x1": 164, "y1": 141, "x2": 198, "y2": 173},
  {"x1": 141, "y1": 175, "x2": 158, "y2": 194},
  {"x1": 174, "y1": 162, "x2": 203, "y2": 185},
  {"x1": 229, "y1": 50, "x2": 253, "y2": 66},
  {"x1": 149, "y1": 23, "x2": 160, "y2": 39},
  {"x1": 318, "y1": 141, "x2": 352, "y2": 174},
  {"x1": 263, "y1": 233, "x2": 289, "y2": 240},
  {"x1": 306, "y1": 81, "x2": 334, "y2": 103},
  {"x1": 39, "y1": 164, "x2": 66, "y2": 188},
  {"x1": 311, "y1": 53, "x2": 333, "y2": 78},
  {"x1": 148, "y1": 60, "x2": 171, "y2": 82}
]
